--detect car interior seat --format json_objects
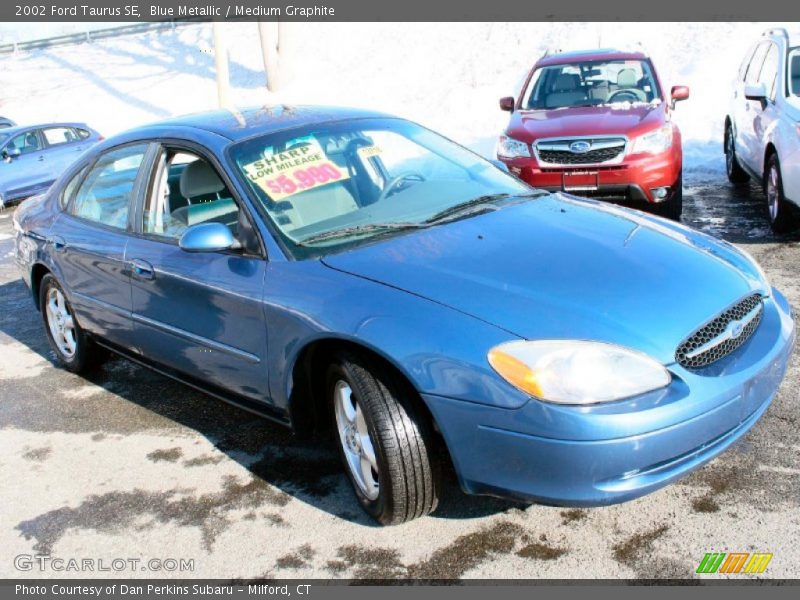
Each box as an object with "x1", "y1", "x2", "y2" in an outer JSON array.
[
  {"x1": 545, "y1": 73, "x2": 587, "y2": 108},
  {"x1": 616, "y1": 69, "x2": 638, "y2": 89},
  {"x1": 23, "y1": 132, "x2": 39, "y2": 153},
  {"x1": 173, "y1": 160, "x2": 238, "y2": 229}
]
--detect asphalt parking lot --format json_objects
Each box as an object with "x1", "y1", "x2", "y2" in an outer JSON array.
[{"x1": 1, "y1": 171, "x2": 799, "y2": 580}]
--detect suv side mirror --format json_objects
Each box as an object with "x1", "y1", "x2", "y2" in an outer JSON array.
[
  {"x1": 499, "y1": 96, "x2": 515, "y2": 112},
  {"x1": 744, "y1": 82, "x2": 768, "y2": 107},
  {"x1": 670, "y1": 85, "x2": 690, "y2": 109},
  {"x1": 179, "y1": 222, "x2": 237, "y2": 253}
]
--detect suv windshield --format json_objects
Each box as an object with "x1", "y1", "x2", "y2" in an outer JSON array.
[
  {"x1": 522, "y1": 59, "x2": 661, "y2": 110},
  {"x1": 229, "y1": 118, "x2": 534, "y2": 257}
]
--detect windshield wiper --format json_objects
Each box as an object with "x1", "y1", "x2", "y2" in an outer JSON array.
[
  {"x1": 424, "y1": 192, "x2": 545, "y2": 225},
  {"x1": 297, "y1": 222, "x2": 426, "y2": 246}
]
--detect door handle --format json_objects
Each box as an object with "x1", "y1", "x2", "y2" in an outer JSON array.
[
  {"x1": 37, "y1": 156, "x2": 45, "y2": 161},
  {"x1": 48, "y1": 236, "x2": 66, "y2": 252},
  {"x1": 130, "y1": 259, "x2": 155, "y2": 280}
]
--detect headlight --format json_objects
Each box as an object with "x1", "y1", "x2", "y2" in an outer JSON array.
[
  {"x1": 488, "y1": 340, "x2": 671, "y2": 405},
  {"x1": 496, "y1": 135, "x2": 531, "y2": 159},
  {"x1": 631, "y1": 124, "x2": 673, "y2": 155}
]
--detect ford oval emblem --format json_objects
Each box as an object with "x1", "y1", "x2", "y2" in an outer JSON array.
[{"x1": 569, "y1": 141, "x2": 591, "y2": 154}]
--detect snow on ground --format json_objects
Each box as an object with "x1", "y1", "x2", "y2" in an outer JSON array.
[{"x1": 0, "y1": 22, "x2": 789, "y2": 172}]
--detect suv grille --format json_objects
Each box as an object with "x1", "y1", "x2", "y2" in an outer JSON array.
[
  {"x1": 536, "y1": 138, "x2": 626, "y2": 166},
  {"x1": 675, "y1": 294, "x2": 764, "y2": 369}
]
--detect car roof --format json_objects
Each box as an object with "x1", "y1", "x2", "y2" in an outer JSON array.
[
  {"x1": 128, "y1": 105, "x2": 394, "y2": 142},
  {"x1": 537, "y1": 48, "x2": 649, "y2": 67},
  {"x1": 0, "y1": 122, "x2": 91, "y2": 135}
]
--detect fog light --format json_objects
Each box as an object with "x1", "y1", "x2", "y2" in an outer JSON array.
[{"x1": 651, "y1": 187, "x2": 669, "y2": 202}]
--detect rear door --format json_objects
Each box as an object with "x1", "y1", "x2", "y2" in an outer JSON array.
[
  {"x1": 41, "y1": 126, "x2": 86, "y2": 175},
  {"x1": 125, "y1": 144, "x2": 270, "y2": 402},
  {"x1": 750, "y1": 43, "x2": 781, "y2": 177},
  {"x1": 49, "y1": 143, "x2": 152, "y2": 349}
]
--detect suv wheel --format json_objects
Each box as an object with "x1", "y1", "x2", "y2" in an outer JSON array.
[
  {"x1": 654, "y1": 171, "x2": 683, "y2": 221},
  {"x1": 328, "y1": 350, "x2": 440, "y2": 525},
  {"x1": 765, "y1": 153, "x2": 796, "y2": 233},
  {"x1": 40, "y1": 274, "x2": 105, "y2": 373},
  {"x1": 725, "y1": 125, "x2": 749, "y2": 183}
]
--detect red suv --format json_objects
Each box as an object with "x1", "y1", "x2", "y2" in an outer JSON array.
[{"x1": 497, "y1": 48, "x2": 689, "y2": 219}]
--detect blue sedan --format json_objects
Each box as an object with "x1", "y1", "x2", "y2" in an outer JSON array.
[
  {"x1": 13, "y1": 106, "x2": 795, "y2": 524},
  {"x1": 1, "y1": 122, "x2": 102, "y2": 207}
]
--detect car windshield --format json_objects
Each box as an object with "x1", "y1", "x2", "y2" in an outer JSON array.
[
  {"x1": 229, "y1": 118, "x2": 535, "y2": 257},
  {"x1": 790, "y1": 49, "x2": 800, "y2": 96},
  {"x1": 522, "y1": 59, "x2": 661, "y2": 110}
]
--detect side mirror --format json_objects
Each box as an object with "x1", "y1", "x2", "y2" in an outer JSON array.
[
  {"x1": 670, "y1": 85, "x2": 690, "y2": 109},
  {"x1": 499, "y1": 96, "x2": 515, "y2": 112},
  {"x1": 744, "y1": 82, "x2": 768, "y2": 107},
  {"x1": 179, "y1": 222, "x2": 236, "y2": 253}
]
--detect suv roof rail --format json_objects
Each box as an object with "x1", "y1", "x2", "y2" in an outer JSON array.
[{"x1": 763, "y1": 27, "x2": 789, "y2": 40}]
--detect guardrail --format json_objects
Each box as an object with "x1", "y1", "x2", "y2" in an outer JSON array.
[{"x1": 0, "y1": 21, "x2": 190, "y2": 55}]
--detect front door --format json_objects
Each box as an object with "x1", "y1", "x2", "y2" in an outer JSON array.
[{"x1": 126, "y1": 147, "x2": 270, "y2": 402}]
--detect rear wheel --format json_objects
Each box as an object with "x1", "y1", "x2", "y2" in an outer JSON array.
[
  {"x1": 328, "y1": 351, "x2": 440, "y2": 525},
  {"x1": 40, "y1": 274, "x2": 104, "y2": 373},
  {"x1": 764, "y1": 153, "x2": 796, "y2": 234},
  {"x1": 725, "y1": 124, "x2": 750, "y2": 183}
]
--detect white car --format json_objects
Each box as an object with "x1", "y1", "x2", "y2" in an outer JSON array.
[{"x1": 725, "y1": 28, "x2": 800, "y2": 232}]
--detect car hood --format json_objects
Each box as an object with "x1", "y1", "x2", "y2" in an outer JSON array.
[
  {"x1": 507, "y1": 103, "x2": 666, "y2": 142},
  {"x1": 322, "y1": 195, "x2": 766, "y2": 365}
]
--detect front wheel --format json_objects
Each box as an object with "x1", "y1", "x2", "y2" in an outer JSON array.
[
  {"x1": 653, "y1": 172, "x2": 683, "y2": 221},
  {"x1": 765, "y1": 153, "x2": 797, "y2": 234},
  {"x1": 328, "y1": 351, "x2": 440, "y2": 525},
  {"x1": 40, "y1": 274, "x2": 104, "y2": 373}
]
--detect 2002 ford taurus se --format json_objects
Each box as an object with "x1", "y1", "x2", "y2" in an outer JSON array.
[{"x1": 13, "y1": 106, "x2": 796, "y2": 524}]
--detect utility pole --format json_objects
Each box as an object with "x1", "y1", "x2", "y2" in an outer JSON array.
[{"x1": 212, "y1": 22, "x2": 231, "y2": 108}]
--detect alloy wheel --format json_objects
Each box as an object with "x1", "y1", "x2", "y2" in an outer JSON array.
[
  {"x1": 767, "y1": 164, "x2": 780, "y2": 222},
  {"x1": 334, "y1": 380, "x2": 380, "y2": 500},
  {"x1": 45, "y1": 287, "x2": 77, "y2": 358}
]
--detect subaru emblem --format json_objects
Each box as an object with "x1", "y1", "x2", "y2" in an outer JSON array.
[{"x1": 569, "y1": 141, "x2": 591, "y2": 154}]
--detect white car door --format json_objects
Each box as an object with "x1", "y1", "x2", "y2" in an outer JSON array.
[
  {"x1": 736, "y1": 41, "x2": 770, "y2": 171},
  {"x1": 751, "y1": 43, "x2": 782, "y2": 178}
]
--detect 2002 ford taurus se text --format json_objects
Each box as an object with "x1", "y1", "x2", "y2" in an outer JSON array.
[{"x1": 13, "y1": 106, "x2": 796, "y2": 524}]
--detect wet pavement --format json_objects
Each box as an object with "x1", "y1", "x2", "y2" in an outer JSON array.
[{"x1": 1, "y1": 169, "x2": 798, "y2": 580}]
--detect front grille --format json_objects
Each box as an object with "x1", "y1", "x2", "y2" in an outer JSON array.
[
  {"x1": 536, "y1": 138, "x2": 626, "y2": 165},
  {"x1": 539, "y1": 146, "x2": 624, "y2": 165},
  {"x1": 675, "y1": 294, "x2": 764, "y2": 369}
]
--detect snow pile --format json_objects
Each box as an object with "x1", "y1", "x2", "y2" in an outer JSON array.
[{"x1": 0, "y1": 22, "x2": 786, "y2": 173}]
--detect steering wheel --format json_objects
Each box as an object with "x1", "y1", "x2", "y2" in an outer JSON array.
[
  {"x1": 607, "y1": 88, "x2": 647, "y2": 103},
  {"x1": 377, "y1": 172, "x2": 425, "y2": 202}
]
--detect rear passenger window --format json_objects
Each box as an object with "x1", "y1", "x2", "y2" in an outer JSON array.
[
  {"x1": 77, "y1": 128, "x2": 91, "y2": 140},
  {"x1": 43, "y1": 127, "x2": 79, "y2": 147},
  {"x1": 70, "y1": 144, "x2": 148, "y2": 230}
]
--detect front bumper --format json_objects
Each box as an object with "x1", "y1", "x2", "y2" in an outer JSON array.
[
  {"x1": 499, "y1": 146, "x2": 681, "y2": 205},
  {"x1": 424, "y1": 290, "x2": 795, "y2": 506}
]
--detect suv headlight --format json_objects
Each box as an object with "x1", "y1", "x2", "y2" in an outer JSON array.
[
  {"x1": 488, "y1": 340, "x2": 671, "y2": 405},
  {"x1": 496, "y1": 135, "x2": 531, "y2": 159},
  {"x1": 631, "y1": 124, "x2": 673, "y2": 155}
]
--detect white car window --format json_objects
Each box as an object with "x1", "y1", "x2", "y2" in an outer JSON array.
[
  {"x1": 745, "y1": 42, "x2": 770, "y2": 85},
  {"x1": 758, "y1": 44, "x2": 779, "y2": 99}
]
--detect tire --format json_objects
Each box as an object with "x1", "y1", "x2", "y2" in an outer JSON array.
[
  {"x1": 327, "y1": 350, "x2": 440, "y2": 525},
  {"x1": 764, "y1": 153, "x2": 797, "y2": 234},
  {"x1": 725, "y1": 124, "x2": 750, "y2": 183},
  {"x1": 653, "y1": 171, "x2": 683, "y2": 221},
  {"x1": 39, "y1": 274, "x2": 104, "y2": 373}
]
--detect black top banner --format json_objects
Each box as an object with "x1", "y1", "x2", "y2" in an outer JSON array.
[{"x1": 3, "y1": 0, "x2": 800, "y2": 22}]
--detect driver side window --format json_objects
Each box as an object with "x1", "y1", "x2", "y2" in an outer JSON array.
[
  {"x1": 8, "y1": 130, "x2": 42, "y2": 155},
  {"x1": 143, "y1": 150, "x2": 239, "y2": 240}
]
